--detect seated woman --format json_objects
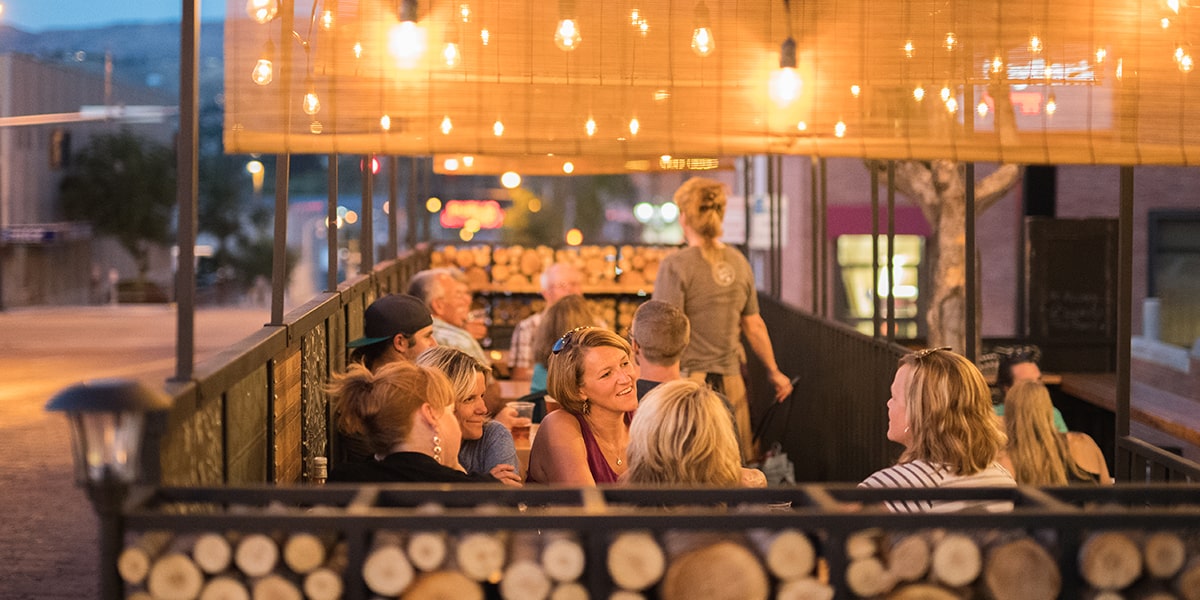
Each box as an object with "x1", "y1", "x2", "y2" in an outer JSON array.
[
  {"x1": 860, "y1": 347, "x2": 1015, "y2": 512},
  {"x1": 415, "y1": 346, "x2": 522, "y2": 485},
  {"x1": 530, "y1": 294, "x2": 601, "y2": 396},
  {"x1": 328, "y1": 361, "x2": 512, "y2": 485},
  {"x1": 624, "y1": 379, "x2": 766, "y2": 487},
  {"x1": 999, "y1": 379, "x2": 1112, "y2": 485},
  {"x1": 526, "y1": 327, "x2": 638, "y2": 485}
]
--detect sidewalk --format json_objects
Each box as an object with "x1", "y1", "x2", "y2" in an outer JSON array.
[{"x1": 0, "y1": 305, "x2": 269, "y2": 598}]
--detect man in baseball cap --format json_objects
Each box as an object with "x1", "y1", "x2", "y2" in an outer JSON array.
[{"x1": 348, "y1": 294, "x2": 437, "y2": 370}]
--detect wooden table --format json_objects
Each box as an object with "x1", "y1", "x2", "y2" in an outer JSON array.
[{"x1": 1059, "y1": 372, "x2": 1200, "y2": 448}]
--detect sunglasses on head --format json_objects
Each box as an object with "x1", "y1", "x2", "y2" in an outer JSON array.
[
  {"x1": 912, "y1": 346, "x2": 952, "y2": 359},
  {"x1": 552, "y1": 326, "x2": 594, "y2": 354}
]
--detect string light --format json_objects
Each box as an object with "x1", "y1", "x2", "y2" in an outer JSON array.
[
  {"x1": 555, "y1": 0, "x2": 582, "y2": 51},
  {"x1": 302, "y1": 83, "x2": 321, "y2": 115},
  {"x1": 251, "y1": 56, "x2": 273, "y2": 86},
  {"x1": 850, "y1": 84, "x2": 861, "y2": 98},
  {"x1": 1044, "y1": 93, "x2": 1057, "y2": 115},
  {"x1": 1095, "y1": 47, "x2": 1107, "y2": 63},
  {"x1": 585, "y1": 118, "x2": 597, "y2": 136},
  {"x1": 903, "y1": 40, "x2": 914, "y2": 58},
  {"x1": 493, "y1": 120, "x2": 504, "y2": 136},
  {"x1": 380, "y1": 115, "x2": 391, "y2": 131},
  {"x1": 389, "y1": 0, "x2": 426, "y2": 67},
  {"x1": 1028, "y1": 34, "x2": 1043, "y2": 55},
  {"x1": 769, "y1": 36, "x2": 801, "y2": 106},
  {"x1": 441, "y1": 116, "x2": 453, "y2": 134},
  {"x1": 834, "y1": 121, "x2": 846, "y2": 137},
  {"x1": 246, "y1": 0, "x2": 279, "y2": 24},
  {"x1": 629, "y1": 118, "x2": 640, "y2": 135},
  {"x1": 913, "y1": 86, "x2": 925, "y2": 101},
  {"x1": 691, "y1": 1, "x2": 714, "y2": 57},
  {"x1": 976, "y1": 101, "x2": 989, "y2": 117},
  {"x1": 319, "y1": 1, "x2": 336, "y2": 31},
  {"x1": 944, "y1": 32, "x2": 957, "y2": 51}
]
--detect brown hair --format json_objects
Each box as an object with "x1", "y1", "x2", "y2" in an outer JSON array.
[
  {"x1": 898, "y1": 349, "x2": 1005, "y2": 476},
  {"x1": 546, "y1": 327, "x2": 632, "y2": 415},
  {"x1": 532, "y1": 294, "x2": 598, "y2": 369},
  {"x1": 674, "y1": 177, "x2": 728, "y2": 264},
  {"x1": 1003, "y1": 379, "x2": 1090, "y2": 484},
  {"x1": 625, "y1": 379, "x2": 742, "y2": 486},
  {"x1": 329, "y1": 361, "x2": 454, "y2": 456},
  {"x1": 630, "y1": 300, "x2": 690, "y2": 366}
]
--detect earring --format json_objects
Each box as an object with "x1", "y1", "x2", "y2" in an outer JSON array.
[
  {"x1": 582, "y1": 399, "x2": 590, "y2": 416},
  {"x1": 903, "y1": 426, "x2": 910, "y2": 433},
  {"x1": 432, "y1": 430, "x2": 443, "y2": 464}
]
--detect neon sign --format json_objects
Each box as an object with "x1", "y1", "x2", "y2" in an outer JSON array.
[{"x1": 439, "y1": 200, "x2": 505, "y2": 229}]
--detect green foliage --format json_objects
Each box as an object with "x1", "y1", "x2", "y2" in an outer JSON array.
[{"x1": 59, "y1": 129, "x2": 176, "y2": 279}]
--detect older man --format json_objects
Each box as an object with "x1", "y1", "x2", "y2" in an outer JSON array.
[
  {"x1": 508, "y1": 262, "x2": 583, "y2": 380},
  {"x1": 407, "y1": 268, "x2": 489, "y2": 366}
]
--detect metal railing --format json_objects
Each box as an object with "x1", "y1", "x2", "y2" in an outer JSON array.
[{"x1": 1119, "y1": 436, "x2": 1200, "y2": 483}]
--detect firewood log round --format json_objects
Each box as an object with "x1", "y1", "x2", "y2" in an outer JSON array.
[
  {"x1": 363, "y1": 543, "x2": 415, "y2": 596},
  {"x1": 146, "y1": 552, "x2": 205, "y2": 600},
  {"x1": 847, "y1": 529, "x2": 882, "y2": 560},
  {"x1": 302, "y1": 567, "x2": 343, "y2": 600},
  {"x1": 1143, "y1": 532, "x2": 1187, "y2": 579},
  {"x1": 128, "y1": 593, "x2": 153, "y2": 600},
  {"x1": 542, "y1": 534, "x2": 586, "y2": 583},
  {"x1": 1079, "y1": 532, "x2": 1142, "y2": 591},
  {"x1": 193, "y1": 533, "x2": 233, "y2": 575},
  {"x1": 886, "y1": 583, "x2": 960, "y2": 600},
  {"x1": 776, "y1": 576, "x2": 835, "y2": 600},
  {"x1": 983, "y1": 538, "x2": 1060, "y2": 600},
  {"x1": 749, "y1": 528, "x2": 816, "y2": 581},
  {"x1": 401, "y1": 570, "x2": 483, "y2": 600},
  {"x1": 118, "y1": 530, "x2": 173, "y2": 585},
  {"x1": 198, "y1": 575, "x2": 250, "y2": 600},
  {"x1": 887, "y1": 534, "x2": 931, "y2": 583},
  {"x1": 846, "y1": 557, "x2": 896, "y2": 597},
  {"x1": 456, "y1": 532, "x2": 508, "y2": 582},
  {"x1": 606, "y1": 531, "x2": 665, "y2": 591},
  {"x1": 930, "y1": 533, "x2": 981, "y2": 588},
  {"x1": 500, "y1": 559, "x2": 552, "y2": 600},
  {"x1": 610, "y1": 591, "x2": 645, "y2": 600},
  {"x1": 1176, "y1": 557, "x2": 1200, "y2": 600},
  {"x1": 250, "y1": 573, "x2": 301, "y2": 600},
  {"x1": 234, "y1": 533, "x2": 280, "y2": 578},
  {"x1": 408, "y1": 531, "x2": 448, "y2": 572},
  {"x1": 549, "y1": 581, "x2": 589, "y2": 600},
  {"x1": 282, "y1": 533, "x2": 329, "y2": 574},
  {"x1": 661, "y1": 541, "x2": 769, "y2": 600}
]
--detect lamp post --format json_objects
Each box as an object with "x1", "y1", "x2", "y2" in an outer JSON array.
[{"x1": 45, "y1": 379, "x2": 172, "y2": 600}]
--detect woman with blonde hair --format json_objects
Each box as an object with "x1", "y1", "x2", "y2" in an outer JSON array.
[
  {"x1": 328, "y1": 361, "x2": 505, "y2": 484},
  {"x1": 653, "y1": 176, "x2": 792, "y2": 462},
  {"x1": 526, "y1": 327, "x2": 638, "y2": 485},
  {"x1": 415, "y1": 347, "x2": 521, "y2": 486},
  {"x1": 625, "y1": 379, "x2": 765, "y2": 487},
  {"x1": 860, "y1": 348, "x2": 1015, "y2": 512},
  {"x1": 1000, "y1": 379, "x2": 1110, "y2": 485}
]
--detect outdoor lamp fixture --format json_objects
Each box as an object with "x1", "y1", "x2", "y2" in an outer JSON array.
[
  {"x1": 46, "y1": 378, "x2": 172, "y2": 600},
  {"x1": 691, "y1": 1, "x2": 715, "y2": 57},
  {"x1": 246, "y1": 0, "x2": 280, "y2": 24},
  {"x1": 390, "y1": 0, "x2": 426, "y2": 67},
  {"x1": 769, "y1": 36, "x2": 801, "y2": 106},
  {"x1": 251, "y1": 40, "x2": 275, "y2": 86},
  {"x1": 555, "y1": 0, "x2": 582, "y2": 52}
]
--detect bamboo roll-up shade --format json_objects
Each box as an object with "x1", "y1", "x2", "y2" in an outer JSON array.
[{"x1": 225, "y1": 0, "x2": 1200, "y2": 166}]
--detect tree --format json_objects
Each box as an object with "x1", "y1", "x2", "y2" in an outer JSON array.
[{"x1": 60, "y1": 129, "x2": 176, "y2": 282}]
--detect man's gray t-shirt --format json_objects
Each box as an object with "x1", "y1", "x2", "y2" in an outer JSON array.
[{"x1": 653, "y1": 245, "x2": 758, "y2": 374}]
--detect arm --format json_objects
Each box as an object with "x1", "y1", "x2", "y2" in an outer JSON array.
[
  {"x1": 479, "y1": 421, "x2": 521, "y2": 477},
  {"x1": 740, "y1": 313, "x2": 793, "y2": 402},
  {"x1": 526, "y1": 411, "x2": 597, "y2": 486}
]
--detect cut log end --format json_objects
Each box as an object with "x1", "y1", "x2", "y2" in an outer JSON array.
[
  {"x1": 1079, "y1": 532, "x2": 1143, "y2": 591},
  {"x1": 363, "y1": 544, "x2": 415, "y2": 596},
  {"x1": 983, "y1": 538, "x2": 1061, "y2": 600},
  {"x1": 606, "y1": 532, "x2": 665, "y2": 592},
  {"x1": 931, "y1": 533, "x2": 981, "y2": 588},
  {"x1": 660, "y1": 541, "x2": 769, "y2": 600},
  {"x1": 777, "y1": 577, "x2": 835, "y2": 600},
  {"x1": 1143, "y1": 532, "x2": 1186, "y2": 579},
  {"x1": 846, "y1": 557, "x2": 896, "y2": 598},
  {"x1": 500, "y1": 559, "x2": 552, "y2": 600},
  {"x1": 401, "y1": 570, "x2": 484, "y2": 600},
  {"x1": 146, "y1": 553, "x2": 204, "y2": 600}
]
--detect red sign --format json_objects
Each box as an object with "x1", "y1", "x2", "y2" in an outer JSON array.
[{"x1": 440, "y1": 200, "x2": 505, "y2": 229}]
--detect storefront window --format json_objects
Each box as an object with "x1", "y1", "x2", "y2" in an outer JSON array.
[
  {"x1": 835, "y1": 234, "x2": 924, "y2": 338},
  {"x1": 1148, "y1": 211, "x2": 1200, "y2": 349}
]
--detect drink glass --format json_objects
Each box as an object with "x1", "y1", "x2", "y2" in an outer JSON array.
[{"x1": 507, "y1": 401, "x2": 535, "y2": 443}]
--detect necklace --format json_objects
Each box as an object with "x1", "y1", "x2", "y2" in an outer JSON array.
[{"x1": 616, "y1": 457, "x2": 623, "y2": 466}]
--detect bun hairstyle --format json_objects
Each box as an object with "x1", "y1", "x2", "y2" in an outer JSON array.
[
  {"x1": 625, "y1": 379, "x2": 742, "y2": 486},
  {"x1": 674, "y1": 177, "x2": 728, "y2": 262},
  {"x1": 329, "y1": 361, "x2": 454, "y2": 456}
]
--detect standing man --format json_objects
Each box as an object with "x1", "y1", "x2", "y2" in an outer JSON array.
[
  {"x1": 407, "y1": 268, "x2": 489, "y2": 366},
  {"x1": 508, "y1": 263, "x2": 584, "y2": 380}
]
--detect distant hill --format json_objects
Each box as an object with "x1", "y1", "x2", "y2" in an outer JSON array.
[{"x1": 0, "y1": 21, "x2": 225, "y2": 99}]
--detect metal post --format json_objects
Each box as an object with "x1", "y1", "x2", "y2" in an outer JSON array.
[
  {"x1": 407, "y1": 157, "x2": 418, "y2": 249},
  {"x1": 870, "y1": 166, "x2": 881, "y2": 339},
  {"x1": 965, "y1": 162, "x2": 976, "y2": 361},
  {"x1": 361, "y1": 155, "x2": 375, "y2": 272},
  {"x1": 1116, "y1": 167, "x2": 1134, "y2": 479},
  {"x1": 766, "y1": 155, "x2": 777, "y2": 297},
  {"x1": 388, "y1": 156, "x2": 399, "y2": 259},
  {"x1": 271, "y1": 154, "x2": 290, "y2": 324},
  {"x1": 327, "y1": 153, "x2": 339, "y2": 292},
  {"x1": 810, "y1": 157, "x2": 819, "y2": 313},
  {"x1": 173, "y1": 0, "x2": 199, "y2": 382},
  {"x1": 818, "y1": 158, "x2": 829, "y2": 318},
  {"x1": 886, "y1": 162, "x2": 896, "y2": 343}
]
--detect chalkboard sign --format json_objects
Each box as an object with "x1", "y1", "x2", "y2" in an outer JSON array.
[{"x1": 1024, "y1": 218, "x2": 1118, "y2": 372}]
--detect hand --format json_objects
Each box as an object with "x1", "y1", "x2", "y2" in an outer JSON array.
[
  {"x1": 493, "y1": 406, "x2": 520, "y2": 430},
  {"x1": 464, "y1": 319, "x2": 488, "y2": 341},
  {"x1": 740, "y1": 467, "x2": 768, "y2": 488},
  {"x1": 769, "y1": 370, "x2": 793, "y2": 403},
  {"x1": 490, "y1": 463, "x2": 523, "y2": 487}
]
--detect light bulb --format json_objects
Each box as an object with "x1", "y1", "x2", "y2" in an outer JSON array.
[
  {"x1": 320, "y1": 10, "x2": 334, "y2": 31},
  {"x1": 493, "y1": 120, "x2": 504, "y2": 136},
  {"x1": 691, "y1": 27, "x2": 715, "y2": 57},
  {"x1": 940, "y1": 86, "x2": 951, "y2": 102},
  {"x1": 500, "y1": 171, "x2": 521, "y2": 189},
  {"x1": 441, "y1": 116, "x2": 453, "y2": 134},
  {"x1": 246, "y1": 0, "x2": 279, "y2": 24},
  {"x1": 1045, "y1": 94, "x2": 1057, "y2": 115},
  {"x1": 1028, "y1": 35, "x2": 1042, "y2": 54},
  {"x1": 991, "y1": 55, "x2": 1004, "y2": 74},
  {"x1": 850, "y1": 84, "x2": 861, "y2": 98},
  {"x1": 629, "y1": 118, "x2": 640, "y2": 135},
  {"x1": 353, "y1": 41, "x2": 363, "y2": 59},
  {"x1": 976, "y1": 101, "x2": 989, "y2": 117},
  {"x1": 381, "y1": 115, "x2": 391, "y2": 131},
  {"x1": 945, "y1": 97, "x2": 958, "y2": 114},
  {"x1": 1095, "y1": 47, "x2": 1107, "y2": 63},
  {"x1": 585, "y1": 118, "x2": 597, "y2": 136},
  {"x1": 1169, "y1": 0, "x2": 1181, "y2": 14},
  {"x1": 459, "y1": 3, "x2": 471, "y2": 22},
  {"x1": 555, "y1": 18, "x2": 581, "y2": 51},
  {"x1": 903, "y1": 40, "x2": 914, "y2": 58},
  {"x1": 462, "y1": 156, "x2": 474, "y2": 167},
  {"x1": 303, "y1": 90, "x2": 321, "y2": 115},
  {"x1": 562, "y1": 161, "x2": 575, "y2": 174},
  {"x1": 944, "y1": 32, "x2": 957, "y2": 51},
  {"x1": 768, "y1": 36, "x2": 801, "y2": 107},
  {"x1": 389, "y1": 21, "x2": 427, "y2": 68},
  {"x1": 251, "y1": 59, "x2": 273, "y2": 85},
  {"x1": 480, "y1": 28, "x2": 490, "y2": 45},
  {"x1": 834, "y1": 121, "x2": 846, "y2": 138},
  {"x1": 443, "y1": 42, "x2": 460, "y2": 67},
  {"x1": 913, "y1": 86, "x2": 925, "y2": 101},
  {"x1": 1181, "y1": 54, "x2": 1195, "y2": 72}
]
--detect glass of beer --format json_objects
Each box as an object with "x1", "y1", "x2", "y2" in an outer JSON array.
[{"x1": 506, "y1": 401, "x2": 535, "y2": 444}]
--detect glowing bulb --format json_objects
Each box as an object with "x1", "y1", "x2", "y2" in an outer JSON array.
[
  {"x1": 426, "y1": 197, "x2": 442, "y2": 212},
  {"x1": 834, "y1": 121, "x2": 846, "y2": 138},
  {"x1": 1181, "y1": 54, "x2": 1195, "y2": 72},
  {"x1": 1168, "y1": 0, "x2": 1181, "y2": 14},
  {"x1": 555, "y1": 19, "x2": 581, "y2": 52},
  {"x1": 1163, "y1": 17, "x2": 1171, "y2": 30},
  {"x1": 441, "y1": 116, "x2": 453, "y2": 134},
  {"x1": 562, "y1": 161, "x2": 575, "y2": 174},
  {"x1": 944, "y1": 32, "x2": 957, "y2": 51},
  {"x1": 492, "y1": 120, "x2": 504, "y2": 136},
  {"x1": 388, "y1": 21, "x2": 427, "y2": 68},
  {"x1": 903, "y1": 40, "x2": 914, "y2": 58},
  {"x1": 565, "y1": 228, "x2": 583, "y2": 246},
  {"x1": 634, "y1": 202, "x2": 654, "y2": 223},
  {"x1": 462, "y1": 156, "x2": 474, "y2": 167},
  {"x1": 310, "y1": 120, "x2": 323, "y2": 134},
  {"x1": 1045, "y1": 94, "x2": 1057, "y2": 115},
  {"x1": 630, "y1": 9, "x2": 641, "y2": 25},
  {"x1": 797, "y1": 121, "x2": 808, "y2": 131},
  {"x1": 500, "y1": 171, "x2": 521, "y2": 189},
  {"x1": 585, "y1": 118, "x2": 597, "y2": 136},
  {"x1": 459, "y1": 3, "x2": 471, "y2": 22},
  {"x1": 1116, "y1": 58, "x2": 1123, "y2": 81},
  {"x1": 442, "y1": 42, "x2": 460, "y2": 67},
  {"x1": 1176, "y1": 46, "x2": 1186, "y2": 63},
  {"x1": 692, "y1": 27, "x2": 714, "y2": 57},
  {"x1": 443, "y1": 158, "x2": 460, "y2": 171},
  {"x1": 251, "y1": 59, "x2": 273, "y2": 85},
  {"x1": 303, "y1": 90, "x2": 321, "y2": 115},
  {"x1": 913, "y1": 86, "x2": 925, "y2": 101},
  {"x1": 246, "y1": 0, "x2": 279, "y2": 24},
  {"x1": 353, "y1": 42, "x2": 363, "y2": 58},
  {"x1": 480, "y1": 28, "x2": 490, "y2": 45},
  {"x1": 945, "y1": 97, "x2": 958, "y2": 114},
  {"x1": 1028, "y1": 35, "x2": 1042, "y2": 54},
  {"x1": 976, "y1": 101, "x2": 989, "y2": 117},
  {"x1": 661, "y1": 202, "x2": 679, "y2": 223},
  {"x1": 319, "y1": 9, "x2": 334, "y2": 31},
  {"x1": 1044, "y1": 65, "x2": 1052, "y2": 79},
  {"x1": 940, "y1": 86, "x2": 951, "y2": 102},
  {"x1": 991, "y1": 55, "x2": 1004, "y2": 74},
  {"x1": 380, "y1": 115, "x2": 391, "y2": 131},
  {"x1": 659, "y1": 155, "x2": 672, "y2": 168},
  {"x1": 768, "y1": 67, "x2": 801, "y2": 106},
  {"x1": 850, "y1": 84, "x2": 861, "y2": 98},
  {"x1": 246, "y1": 160, "x2": 264, "y2": 175},
  {"x1": 638, "y1": 20, "x2": 649, "y2": 36},
  {"x1": 629, "y1": 118, "x2": 640, "y2": 135},
  {"x1": 1095, "y1": 47, "x2": 1107, "y2": 63}
]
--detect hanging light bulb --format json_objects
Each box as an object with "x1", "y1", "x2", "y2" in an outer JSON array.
[
  {"x1": 389, "y1": 0, "x2": 426, "y2": 67},
  {"x1": 903, "y1": 40, "x2": 914, "y2": 58},
  {"x1": 353, "y1": 41, "x2": 364, "y2": 59},
  {"x1": 303, "y1": 86, "x2": 321, "y2": 116},
  {"x1": 462, "y1": 156, "x2": 474, "y2": 167},
  {"x1": 944, "y1": 32, "x2": 957, "y2": 51},
  {"x1": 945, "y1": 97, "x2": 959, "y2": 114},
  {"x1": 319, "y1": 0, "x2": 336, "y2": 31},
  {"x1": 976, "y1": 100, "x2": 989, "y2": 117},
  {"x1": 443, "y1": 41, "x2": 460, "y2": 67},
  {"x1": 562, "y1": 161, "x2": 575, "y2": 174},
  {"x1": 834, "y1": 121, "x2": 847, "y2": 138},
  {"x1": 850, "y1": 84, "x2": 861, "y2": 98},
  {"x1": 380, "y1": 115, "x2": 392, "y2": 131},
  {"x1": 1095, "y1": 47, "x2": 1107, "y2": 63},
  {"x1": 441, "y1": 116, "x2": 453, "y2": 134},
  {"x1": 459, "y1": 3, "x2": 471, "y2": 22},
  {"x1": 629, "y1": 118, "x2": 640, "y2": 135},
  {"x1": 1044, "y1": 93, "x2": 1057, "y2": 115},
  {"x1": 1181, "y1": 53, "x2": 1195, "y2": 72},
  {"x1": 991, "y1": 55, "x2": 1004, "y2": 74},
  {"x1": 480, "y1": 28, "x2": 490, "y2": 45},
  {"x1": 1168, "y1": 0, "x2": 1181, "y2": 14},
  {"x1": 913, "y1": 85, "x2": 925, "y2": 101},
  {"x1": 1028, "y1": 34, "x2": 1043, "y2": 55},
  {"x1": 768, "y1": 36, "x2": 801, "y2": 107},
  {"x1": 493, "y1": 120, "x2": 504, "y2": 136},
  {"x1": 691, "y1": 1, "x2": 714, "y2": 57},
  {"x1": 251, "y1": 58, "x2": 273, "y2": 85},
  {"x1": 940, "y1": 86, "x2": 951, "y2": 102},
  {"x1": 585, "y1": 117, "x2": 597, "y2": 136},
  {"x1": 555, "y1": 0, "x2": 582, "y2": 51},
  {"x1": 246, "y1": 0, "x2": 279, "y2": 24}
]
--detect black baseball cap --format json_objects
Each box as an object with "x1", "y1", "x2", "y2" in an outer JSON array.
[{"x1": 347, "y1": 294, "x2": 433, "y2": 348}]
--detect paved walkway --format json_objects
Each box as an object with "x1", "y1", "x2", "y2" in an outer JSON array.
[{"x1": 0, "y1": 305, "x2": 269, "y2": 598}]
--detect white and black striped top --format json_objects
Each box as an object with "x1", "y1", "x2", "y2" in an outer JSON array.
[{"x1": 859, "y1": 460, "x2": 1016, "y2": 513}]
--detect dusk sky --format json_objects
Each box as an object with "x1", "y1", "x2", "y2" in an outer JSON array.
[{"x1": 3, "y1": 1, "x2": 227, "y2": 32}]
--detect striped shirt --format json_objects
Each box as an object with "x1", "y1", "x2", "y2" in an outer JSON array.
[{"x1": 859, "y1": 460, "x2": 1016, "y2": 513}]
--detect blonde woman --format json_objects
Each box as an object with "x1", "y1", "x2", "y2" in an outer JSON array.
[
  {"x1": 625, "y1": 379, "x2": 765, "y2": 487},
  {"x1": 415, "y1": 347, "x2": 522, "y2": 486},
  {"x1": 860, "y1": 348, "x2": 1015, "y2": 512},
  {"x1": 328, "y1": 361, "x2": 501, "y2": 484},
  {"x1": 999, "y1": 379, "x2": 1111, "y2": 485},
  {"x1": 653, "y1": 177, "x2": 792, "y2": 462}
]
